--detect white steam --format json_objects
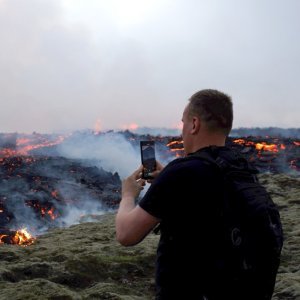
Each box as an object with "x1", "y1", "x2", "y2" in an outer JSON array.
[{"x1": 57, "y1": 131, "x2": 140, "y2": 178}]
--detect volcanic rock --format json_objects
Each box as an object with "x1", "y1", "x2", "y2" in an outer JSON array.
[{"x1": 0, "y1": 156, "x2": 121, "y2": 234}]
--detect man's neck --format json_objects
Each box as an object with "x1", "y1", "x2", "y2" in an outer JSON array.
[{"x1": 189, "y1": 134, "x2": 226, "y2": 154}]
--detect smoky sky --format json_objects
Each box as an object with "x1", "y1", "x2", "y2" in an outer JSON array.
[{"x1": 0, "y1": 0, "x2": 299, "y2": 133}]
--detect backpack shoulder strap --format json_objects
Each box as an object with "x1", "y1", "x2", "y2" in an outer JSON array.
[
  {"x1": 189, "y1": 150, "x2": 226, "y2": 169},
  {"x1": 189, "y1": 146, "x2": 259, "y2": 179}
]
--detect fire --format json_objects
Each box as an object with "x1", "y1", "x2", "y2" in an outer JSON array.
[
  {"x1": 122, "y1": 123, "x2": 139, "y2": 131},
  {"x1": 166, "y1": 140, "x2": 184, "y2": 157},
  {"x1": 169, "y1": 148, "x2": 184, "y2": 151},
  {"x1": 280, "y1": 144, "x2": 286, "y2": 150},
  {"x1": 0, "y1": 234, "x2": 7, "y2": 242},
  {"x1": 51, "y1": 190, "x2": 59, "y2": 199},
  {"x1": 255, "y1": 142, "x2": 278, "y2": 152},
  {"x1": 173, "y1": 121, "x2": 183, "y2": 130},
  {"x1": 0, "y1": 148, "x2": 18, "y2": 158},
  {"x1": 233, "y1": 139, "x2": 284, "y2": 153},
  {"x1": 94, "y1": 119, "x2": 102, "y2": 135},
  {"x1": 46, "y1": 207, "x2": 58, "y2": 220},
  {"x1": 16, "y1": 138, "x2": 31, "y2": 146},
  {"x1": 25, "y1": 200, "x2": 60, "y2": 221},
  {"x1": 0, "y1": 228, "x2": 36, "y2": 246},
  {"x1": 17, "y1": 135, "x2": 66, "y2": 155},
  {"x1": 233, "y1": 139, "x2": 255, "y2": 147},
  {"x1": 12, "y1": 228, "x2": 35, "y2": 246},
  {"x1": 0, "y1": 134, "x2": 68, "y2": 158},
  {"x1": 166, "y1": 140, "x2": 183, "y2": 147}
]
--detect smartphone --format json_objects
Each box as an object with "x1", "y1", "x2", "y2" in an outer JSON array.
[{"x1": 140, "y1": 141, "x2": 156, "y2": 179}]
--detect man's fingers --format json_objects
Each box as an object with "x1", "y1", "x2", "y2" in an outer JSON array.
[
  {"x1": 156, "y1": 160, "x2": 164, "y2": 171},
  {"x1": 131, "y1": 165, "x2": 144, "y2": 180},
  {"x1": 150, "y1": 170, "x2": 160, "y2": 177}
]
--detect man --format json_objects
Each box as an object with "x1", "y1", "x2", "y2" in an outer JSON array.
[{"x1": 116, "y1": 89, "x2": 282, "y2": 299}]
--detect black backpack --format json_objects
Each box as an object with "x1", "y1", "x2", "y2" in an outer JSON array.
[{"x1": 191, "y1": 147, "x2": 284, "y2": 300}]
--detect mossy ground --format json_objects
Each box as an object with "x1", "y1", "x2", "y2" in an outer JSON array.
[{"x1": 0, "y1": 174, "x2": 299, "y2": 300}]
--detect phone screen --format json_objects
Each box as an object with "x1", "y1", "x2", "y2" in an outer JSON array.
[{"x1": 140, "y1": 141, "x2": 156, "y2": 179}]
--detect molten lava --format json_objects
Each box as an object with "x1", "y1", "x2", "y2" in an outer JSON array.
[{"x1": 0, "y1": 134, "x2": 68, "y2": 158}]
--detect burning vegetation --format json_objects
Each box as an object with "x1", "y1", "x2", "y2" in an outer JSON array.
[{"x1": 0, "y1": 228, "x2": 35, "y2": 246}]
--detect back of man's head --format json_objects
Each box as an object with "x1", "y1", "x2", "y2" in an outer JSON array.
[{"x1": 189, "y1": 89, "x2": 233, "y2": 136}]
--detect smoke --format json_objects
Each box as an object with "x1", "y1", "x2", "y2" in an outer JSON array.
[
  {"x1": 0, "y1": 150, "x2": 123, "y2": 236},
  {"x1": 133, "y1": 127, "x2": 181, "y2": 137},
  {"x1": 0, "y1": 177, "x2": 56, "y2": 233},
  {"x1": 55, "y1": 130, "x2": 172, "y2": 207},
  {"x1": 55, "y1": 199, "x2": 106, "y2": 228},
  {"x1": 1, "y1": 0, "x2": 300, "y2": 133},
  {"x1": 57, "y1": 131, "x2": 141, "y2": 179},
  {"x1": 230, "y1": 127, "x2": 300, "y2": 138},
  {"x1": 0, "y1": 129, "x2": 176, "y2": 238}
]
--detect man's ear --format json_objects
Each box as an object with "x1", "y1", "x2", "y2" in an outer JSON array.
[{"x1": 191, "y1": 116, "x2": 201, "y2": 134}]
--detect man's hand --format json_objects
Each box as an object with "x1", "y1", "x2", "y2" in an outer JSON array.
[
  {"x1": 146, "y1": 160, "x2": 164, "y2": 184},
  {"x1": 122, "y1": 165, "x2": 146, "y2": 200},
  {"x1": 116, "y1": 165, "x2": 159, "y2": 246}
]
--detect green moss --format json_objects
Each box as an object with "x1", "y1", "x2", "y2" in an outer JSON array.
[{"x1": 0, "y1": 175, "x2": 298, "y2": 299}]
